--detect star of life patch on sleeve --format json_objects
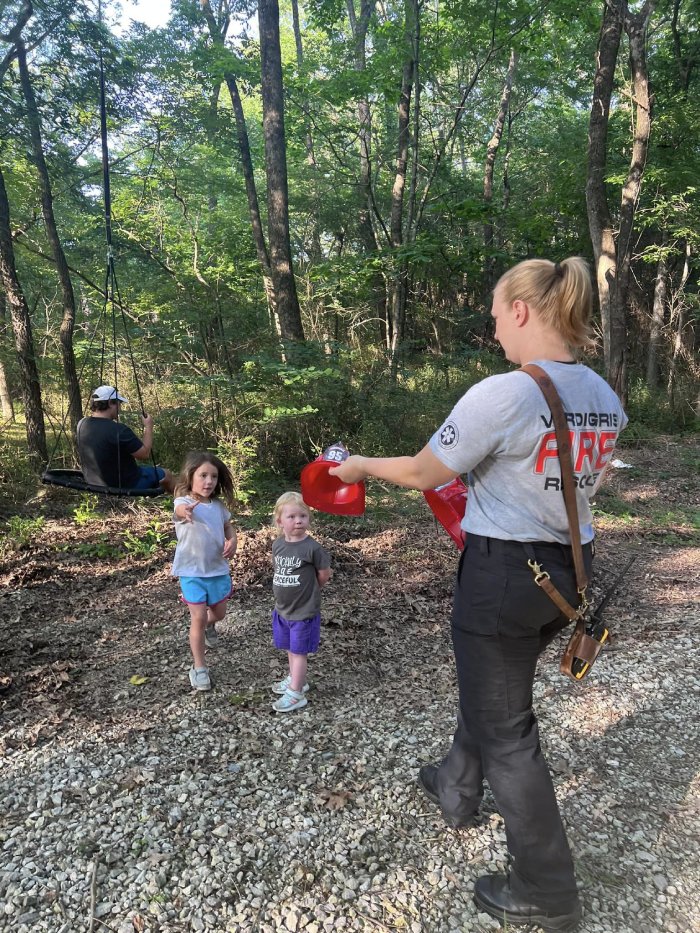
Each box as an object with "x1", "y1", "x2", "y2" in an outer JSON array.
[{"x1": 438, "y1": 422, "x2": 459, "y2": 448}]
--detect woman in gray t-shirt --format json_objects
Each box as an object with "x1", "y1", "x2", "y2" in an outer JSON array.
[{"x1": 330, "y1": 257, "x2": 626, "y2": 933}]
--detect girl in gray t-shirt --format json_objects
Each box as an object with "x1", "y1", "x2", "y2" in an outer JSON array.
[
  {"x1": 172, "y1": 452, "x2": 237, "y2": 692},
  {"x1": 270, "y1": 492, "x2": 331, "y2": 713}
]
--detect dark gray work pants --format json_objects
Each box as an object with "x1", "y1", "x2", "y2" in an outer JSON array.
[{"x1": 435, "y1": 533, "x2": 593, "y2": 909}]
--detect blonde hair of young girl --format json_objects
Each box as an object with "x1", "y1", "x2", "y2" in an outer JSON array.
[{"x1": 273, "y1": 491, "x2": 309, "y2": 534}]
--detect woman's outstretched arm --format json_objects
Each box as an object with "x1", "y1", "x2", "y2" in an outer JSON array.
[{"x1": 328, "y1": 444, "x2": 458, "y2": 491}]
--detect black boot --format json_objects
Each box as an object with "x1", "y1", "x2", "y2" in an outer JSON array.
[
  {"x1": 416, "y1": 765, "x2": 476, "y2": 829},
  {"x1": 474, "y1": 874, "x2": 582, "y2": 932}
]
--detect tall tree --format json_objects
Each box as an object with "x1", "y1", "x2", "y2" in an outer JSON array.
[
  {"x1": 16, "y1": 36, "x2": 81, "y2": 433},
  {"x1": 258, "y1": 0, "x2": 305, "y2": 341},
  {"x1": 587, "y1": 0, "x2": 655, "y2": 402},
  {"x1": 199, "y1": 0, "x2": 277, "y2": 322},
  {"x1": 613, "y1": 1, "x2": 655, "y2": 401},
  {"x1": 0, "y1": 164, "x2": 47, "y2": 464},
  {"x1": 586, "y1": 0, "x2": 623, "y2": 390},
  {"x1": 347, "y1": 0, "x2": 377, "y2": 257},
  {"x1": 483, "y1": 48, "x2": 517, "y2": 292},
  {"x1": 0, "y1": 283, "x2": 15, "y2": 422}
]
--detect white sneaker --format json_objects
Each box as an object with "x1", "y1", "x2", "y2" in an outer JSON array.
[
  {"x1": 205, "y1": 625, "x2": 219, "y2": 649},
  {"x1": 272, "y1": 674, "x2": 310, "y2": 696},
  {"x1": 189, "y1": 667, "x2": 211, "y2": 691},
  {"x1": 272, "y1": 688, "x2": 308, "y2": 713}
]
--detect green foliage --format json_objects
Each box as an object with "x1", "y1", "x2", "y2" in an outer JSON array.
[
  {"x1": 60, "y1": 535, "x2": 125, "y2": 560},
  {"x1": 1, "y1": 516, "x2": 46, "y2": 555},
  {"x1": 73, "y1": 494, "x2": 100, "y2": 526},
  {"x1": 625, "y1": 379, "x2": 699, "y2": 436},
  {"x1": 1, "y1": 0, "x2": 697, "y2": 513},
  {"x1": 122, "y1": 521, "x2": 173, "y2": 557},
  {"x1": 216, "y1": 433, "x2": 258, "y2": 505}
]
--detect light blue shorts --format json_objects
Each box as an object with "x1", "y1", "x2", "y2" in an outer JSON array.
[{"x1": 180, "y1": 575, "x2": 232, "y2": 607}]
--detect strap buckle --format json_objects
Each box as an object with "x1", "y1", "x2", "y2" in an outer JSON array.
[
  {"x1": 577, "y1": 587, "x2": 590, "y2": 615},
  {"x1": 528, "y1": 558, "x2": 550, "y2": 586}
]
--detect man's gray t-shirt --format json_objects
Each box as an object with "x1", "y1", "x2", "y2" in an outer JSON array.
[
  {"x1": 171, "y1": 497, "x2": 231, "y2": 578},
  {"x1": 272, "y1": 535, "x2": 330, "y2": 621},
  {"x1": 428, "y1": 361, "x2": 628, "y2": 544}
]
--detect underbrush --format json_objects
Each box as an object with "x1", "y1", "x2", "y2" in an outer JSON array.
[{"x1": 1, "y1": 347, "x2": 697, "y2": 516}]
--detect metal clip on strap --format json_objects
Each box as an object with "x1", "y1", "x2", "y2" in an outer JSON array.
[{"x1": 527, "y1": 558, "x2": 550, "y2": 585}]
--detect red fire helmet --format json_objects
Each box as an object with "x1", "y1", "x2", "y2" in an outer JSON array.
[
  {"x1": 301, "y1": 442, "x2": 366, "y2": 516},
  {"x1": 423, "y1": 477, "x2": 468, "y2": 549}
]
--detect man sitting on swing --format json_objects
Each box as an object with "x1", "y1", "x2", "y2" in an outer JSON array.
[{"x1": 77, "y1": 385, "x2": 175, "y2": 493}]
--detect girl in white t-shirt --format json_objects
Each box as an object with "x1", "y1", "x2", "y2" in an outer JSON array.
[{"x1": 172, "y1": 452, "x2": 237, "y2": 691}]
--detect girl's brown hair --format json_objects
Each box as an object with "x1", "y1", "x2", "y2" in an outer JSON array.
[
  {"x1": 497, "y1": 256, "x2": 596, "y2": 350},
  {"x1": 175, "y1": 451, "x2": 235, "y2": 507}
]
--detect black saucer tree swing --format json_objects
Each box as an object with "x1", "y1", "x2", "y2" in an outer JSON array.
[{"x1": 41, "y1": 20, "x2": 163, "y2": 498}]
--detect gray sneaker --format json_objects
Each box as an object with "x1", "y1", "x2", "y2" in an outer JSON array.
[
  {"x1": 189, "y1": 667, "x2": 211, "y2": 691},
  {"x1": 272, "y1": 674, "x2": 310, "y2": 695},
  {"x1": 204, "y1": 625, "x2": 219, "y2": 649},
  {"x1": 272, "y1": 688, "x2": 308, "y2": 713}
]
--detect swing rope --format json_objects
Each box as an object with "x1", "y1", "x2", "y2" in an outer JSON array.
[
  {"x1": 41, "y1": 10, "x2": 162, "y2": 497},
  {"x1": 97, "y1": 39, "x2": 159, "y2": 487}
]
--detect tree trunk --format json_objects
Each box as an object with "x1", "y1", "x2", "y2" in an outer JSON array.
[
  {"x1": 586, "y1": 0, "x2": 623, "y2": 386},
  {"x1": 0, "y1": 358, "x2": 13, "y2": 421},
  {"x1": 502, "y1": 111, "x2": 514, "y2": 212},
  {"x1": 0, "y1": 165, "x2": 47, "y2": 464},
  {"x1": 16, "y1": 39, "x2": 81, "y2": 434},
  {"x1": 348, "y1": 0, "x2": 387, "y2": 347},
  {"x1": 199, "y1": 0, "x2": 277, "y2": 320},
  {"x1": 646, "y1": 233, "x2": 667, "y2": 389},
  {"x1": 258, "y1": 0, "x2": 305, "y2": 342},
  {"x1": 291, "y1": 0, "x2": 322, "y2": 263},
  {"x1": 483, "y1": 48, "x2": 517, "y2": 292},
  {"x1": 0, "y1": 285, "x2": 14, "y2": 421},
  {"x1": 667, "y1": 240, "x2": 690, "y2": 406},
  {"x1": 388, "y1": 0, "x2": 415, "y2": 380},
  {"x1": 347, "y1": 0, "x2": 378, "y2": 255},
  {"x1": 390, "y1": 63, "x2": 413, "y2": 250},
  {"x1": 612, "y1": 1, "x2": 655, "y2": 404},
  {"x1": 670, "y1": 0, "x2": 693, "y2": 93}
]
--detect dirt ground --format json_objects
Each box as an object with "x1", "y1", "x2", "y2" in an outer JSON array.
[
  {"x1": 0, "y1": 436, "x2": 697, "y2": 761},
  {"x1": 0, "y1": 437, "x2": 698, "y2": 933}
]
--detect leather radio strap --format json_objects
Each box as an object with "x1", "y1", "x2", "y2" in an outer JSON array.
[{"x1": 520, "y1": 364, "x2": 589, "y2": 614}]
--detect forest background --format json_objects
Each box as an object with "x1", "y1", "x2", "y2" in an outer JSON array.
[{"x1": 0, "y1": 0, "x2": 698, "y2": 507}]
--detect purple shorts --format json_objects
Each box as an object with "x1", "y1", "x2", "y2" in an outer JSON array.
[{"x1": 272, "y1": 609, "x2": 321, "y2": 655}]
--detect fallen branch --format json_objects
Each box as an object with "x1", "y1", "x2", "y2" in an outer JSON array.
[{"x1": 88, "y1": 858, "x2": 99, "y2": 933}]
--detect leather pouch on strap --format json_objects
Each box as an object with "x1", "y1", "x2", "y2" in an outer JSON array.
[
  {"x1": 560, "y1": 621, "x2": 606, "y2": 677},
  {"x1": 520, "y1": 364, "x2": 608, "y2": 684}
]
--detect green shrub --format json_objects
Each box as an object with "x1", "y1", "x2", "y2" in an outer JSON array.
[
  {"x1": 73, "y1": 494, "x2": 100, "y2": 525},
  {"x1": 1, "y1": 515, "x2": 46, "y2": 554},
  {"x1": 626, "y1": 378, "x2": 698, "y2": 435},
  {"x1": 122, "y1": 520, "x2": 172, "y2": 557},
  {"x1": 60, "y1": 535, "x2": 124, "y2": 559}
]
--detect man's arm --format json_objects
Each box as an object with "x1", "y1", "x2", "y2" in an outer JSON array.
[{"x1": 132, "y1": 413, "x2": 154, "y2": 460}]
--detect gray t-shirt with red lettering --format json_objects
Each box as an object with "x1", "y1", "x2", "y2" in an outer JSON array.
[
  {"x1": 272, "y1": 535, "x2": 330, "y2": 621},
  {"x1": 428, "y1": 361, "x2": 628, "y2": 544}
]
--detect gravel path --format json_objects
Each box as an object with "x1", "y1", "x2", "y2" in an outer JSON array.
[
  {"x1": 1, "y1": 440, "x2": 698, "y2": 933},
  {"x1": 1, "y1": 595, "x2": 698, "y2": 933}
]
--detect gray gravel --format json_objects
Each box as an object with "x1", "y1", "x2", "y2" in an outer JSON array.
[{"x1": 1, "y1": 603, "x2": 698, "y2": 933}]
